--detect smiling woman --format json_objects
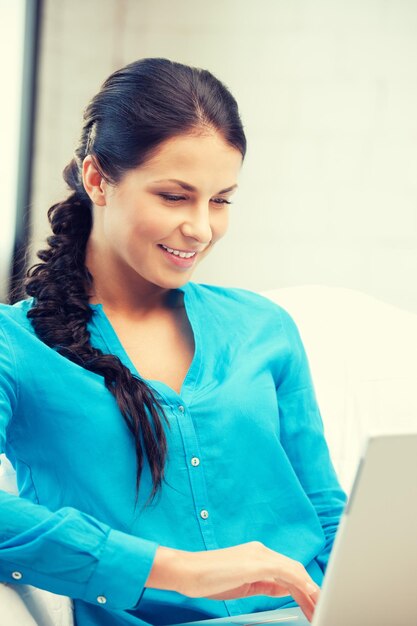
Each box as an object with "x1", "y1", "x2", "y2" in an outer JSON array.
[
  {"x1": 0, "y1": 58, "x2": 345, "y2": 626},
  {"x1": 83, "y1": 132, "x2": 241, "y2": 295}
]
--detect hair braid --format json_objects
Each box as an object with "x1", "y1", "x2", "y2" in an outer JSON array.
[{"x1": 26, "y1": 161, "x2": 169, "y2": 506}]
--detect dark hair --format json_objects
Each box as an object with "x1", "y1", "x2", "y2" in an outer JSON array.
[{"x1": 25, "y1": 57, "x2": 246, "y2": 506}]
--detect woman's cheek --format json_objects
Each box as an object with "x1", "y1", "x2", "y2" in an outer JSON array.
[{"x1": 213, "y1": 212, "x2": 229, "y2": 241}]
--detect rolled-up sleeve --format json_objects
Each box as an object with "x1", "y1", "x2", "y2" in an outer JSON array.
[
  {"x1": 276, "y1": 308, "x2": 347, "y2": 573},
  {"x1": 0, "y1": 319, "x2": 158, "y2": 609}
]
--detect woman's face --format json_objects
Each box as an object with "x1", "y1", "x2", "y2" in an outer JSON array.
[{"x1": 84, "y1": 131, "x2": 242, "y2": 294}]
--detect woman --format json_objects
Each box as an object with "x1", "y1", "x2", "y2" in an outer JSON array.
[{"x1": 0, "y1": 58, "x2": 346, "y2": 626}]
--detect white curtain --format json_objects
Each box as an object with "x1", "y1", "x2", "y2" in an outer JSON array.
[{"x1": 0, "y1": 0, "x2": 26, "y2": 302}]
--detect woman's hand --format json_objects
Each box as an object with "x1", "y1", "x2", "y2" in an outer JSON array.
[{"x1": 145, "y1": 541, "x2": 320, "y2": 623}]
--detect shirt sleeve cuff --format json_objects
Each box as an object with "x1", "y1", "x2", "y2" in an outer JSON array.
[{"x1": 84, "y1": 528, "x2": 159, "y2": 610}]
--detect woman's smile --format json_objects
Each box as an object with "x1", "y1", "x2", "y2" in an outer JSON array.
[{"x1": 157, "y1": 243, "x2": 199, "y2": 269}]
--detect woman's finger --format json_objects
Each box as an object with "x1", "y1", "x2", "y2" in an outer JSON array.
[{"x1": 287, "y1": 584, "x2": 320, "y2": 623}]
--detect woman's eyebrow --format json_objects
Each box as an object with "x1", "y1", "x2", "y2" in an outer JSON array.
[{"x1": 151, "y1": 179, "x2": 238, "y2": 194}]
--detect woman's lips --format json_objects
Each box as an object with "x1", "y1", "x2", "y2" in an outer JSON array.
[{"x1": 158, "y1": 244, "x2": 198, "y2": 268}]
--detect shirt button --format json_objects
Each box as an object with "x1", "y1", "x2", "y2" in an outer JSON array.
[
  {"x1": 191, "y1": 457, "x2": 200, "y2": 466},
  {"x1": 97, "y1": 595, "x2": 107, "y2": 604},
  {"x1": 178, "y1": 405, "x2": 185, "y2": 412},
  {"x1": 12, "y1": 571, "x2": 23, "y2": 580},
  {"x1": 200, "y1": 509, "x2": 209, "y2": 519}
]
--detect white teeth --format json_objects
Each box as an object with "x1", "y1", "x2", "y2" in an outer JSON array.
[{"x1": 161, "y1": 244, "x2": 196, "y2": 259}]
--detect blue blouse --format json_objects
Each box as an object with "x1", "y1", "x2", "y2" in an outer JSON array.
[{"x1": 0, "y1": 281, "x2": 346, "y2": 626}]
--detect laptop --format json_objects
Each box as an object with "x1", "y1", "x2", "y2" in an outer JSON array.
[{"x1": 168, "y1": 433, "x2": 417, "y2": 626}]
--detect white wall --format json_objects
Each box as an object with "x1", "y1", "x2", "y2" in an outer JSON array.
[{"x1": 31, "y1": 0, "x2": 417, "y2": 312}]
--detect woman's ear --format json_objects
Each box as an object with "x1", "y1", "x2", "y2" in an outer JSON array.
[{"x1": 82, "y1": 156, "x2": 107, "y2": 206}]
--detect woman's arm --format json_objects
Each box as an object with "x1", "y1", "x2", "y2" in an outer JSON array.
[
  {"x1": 0, "y1": 320, "x2": 158, "y2": 610},
  {"x1": 276, "y1": 307, "x2": 347, "y2": 572},
  {"x1": 0, "y1": 490, "x2": 158, "y2": 609}
]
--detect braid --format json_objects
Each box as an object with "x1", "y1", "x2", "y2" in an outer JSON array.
[{"x1": 25, "y1": 159, "x2": 169, "y2": 507}]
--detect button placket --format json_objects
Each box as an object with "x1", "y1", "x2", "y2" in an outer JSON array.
[{"x1": 174, "y1": 400, "x2": 218, "y2": 550}]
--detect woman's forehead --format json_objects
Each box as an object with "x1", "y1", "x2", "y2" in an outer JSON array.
[{"x1": 127, "y1": 132, "x2": 243, "y2": 189}]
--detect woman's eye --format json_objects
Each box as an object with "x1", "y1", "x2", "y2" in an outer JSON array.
[
  {"x1": 158, "y1": 193, "x2": 232, "y2": 205},
  {"x1": 212, "y1": 198, "x2": 232, "y2": 205},
  {"x1": 159, "y1": 193, "x2": 186, "y2": 202}
]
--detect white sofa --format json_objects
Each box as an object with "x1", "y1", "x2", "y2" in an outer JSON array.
[
  {"x1": 1, "y1": 285, "x2": 417, "y2": 625},
  {"x1": 267, "y1": 286, "x2": 417, "y2": 492}
]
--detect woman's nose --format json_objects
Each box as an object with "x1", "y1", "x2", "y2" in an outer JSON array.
[{"x1": 180, "y1": 204, "x2": 212, "y2": 244}]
